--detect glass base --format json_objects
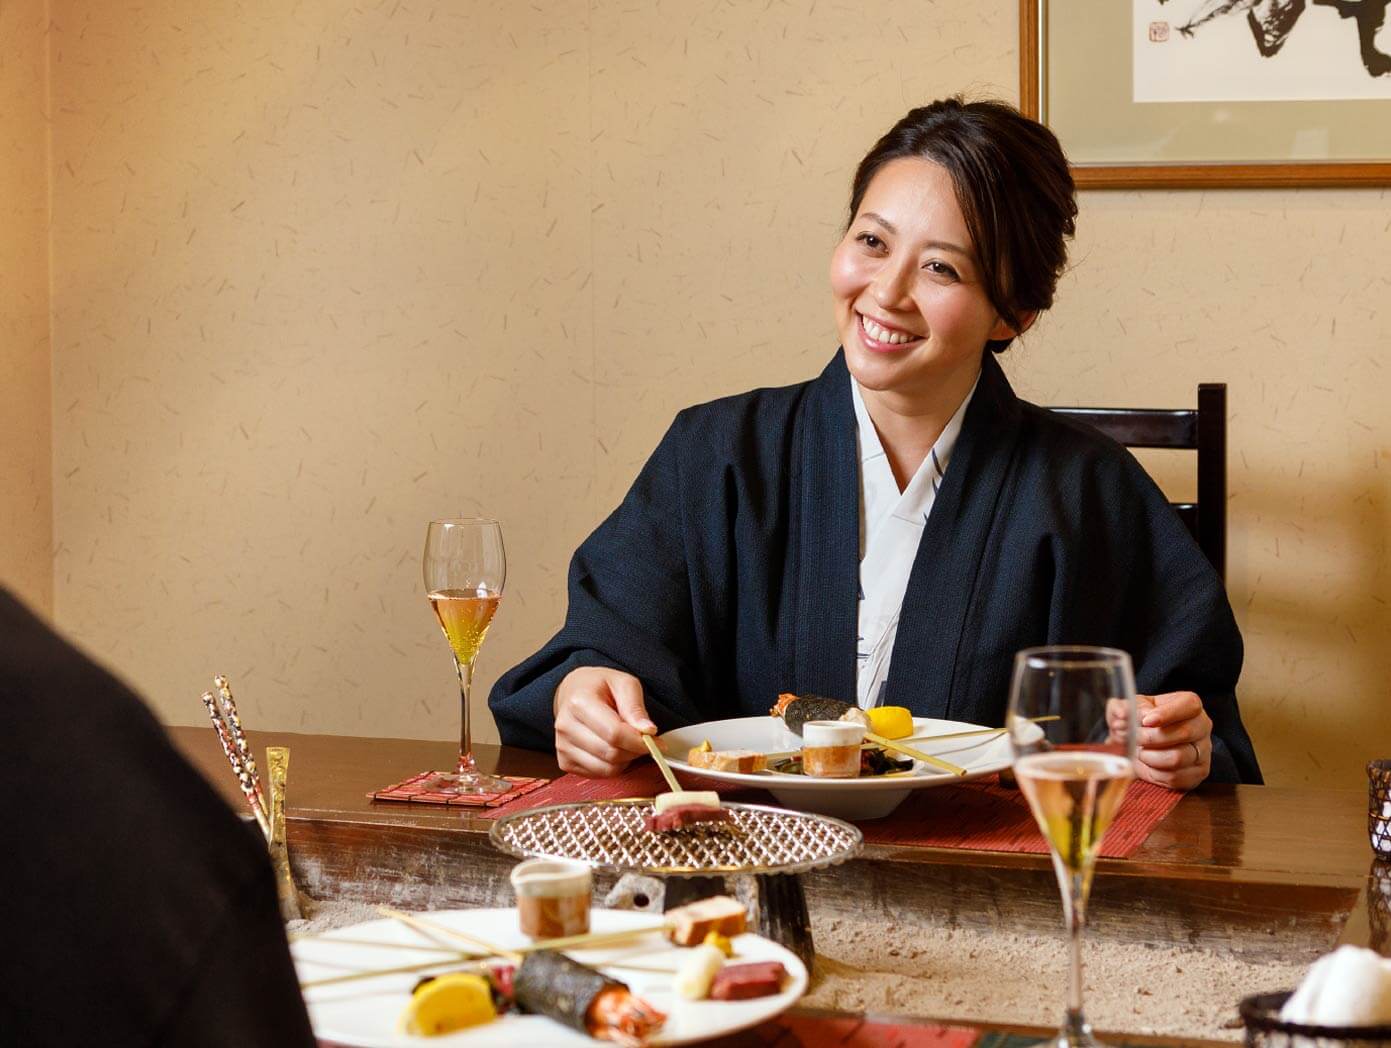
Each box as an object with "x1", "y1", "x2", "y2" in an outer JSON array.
[
  {"x1": 418, "y1": 770, "x2": 512, "y2": 795},
  {"x1": 1043, "y1": 1011, "x2": 1105, "y2": 1048}
]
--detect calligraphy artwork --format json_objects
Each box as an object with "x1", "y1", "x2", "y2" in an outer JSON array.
[{"x1": 1134, "y1": 0, "x2": 1391, "y2": 101}]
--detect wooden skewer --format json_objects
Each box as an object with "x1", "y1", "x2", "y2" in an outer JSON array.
[
  {"x1": 866, "y1": 732, "x2": 968, "y2": 777},
  {"x1": 900, "y1": 714, "x2": 1062, "y2": 746},
  {"x1": 515, "y1": 923, "x2": 670, "y2": 955},
  {"x1": 379, "y1": 906, "x2": 523, "y2": 963},
  {"x1": 290, "y1": 934, "x2": 468, "y2": 952},
  {"x1": 377, "y1": 906, "x2": 669, "y2": 962},
  {"x1": 764, "y1": 714, "x2": 1067, "y2": 763},
  {"x1": 299, "y1": 937, "x2": 678, "y2": 990},
  {"x1": 300, "y1": 955, "x2": 485, "y2": 989},
  {"x1": 640, "y1": 732, "x2": 683, "y2": 794}
]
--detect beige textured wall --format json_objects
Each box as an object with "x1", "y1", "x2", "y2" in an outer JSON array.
[
  {"x1": 42, "y1": 1, "x2": 1390, "y2": 786},
  {"x1": 0, "y1": 0, "x2": 53, "y2": 616}
]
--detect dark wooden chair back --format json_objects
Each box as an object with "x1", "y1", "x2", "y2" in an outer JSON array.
[{"x1": 1047, "y1": 384, "x2": 1226, "y2": 579}]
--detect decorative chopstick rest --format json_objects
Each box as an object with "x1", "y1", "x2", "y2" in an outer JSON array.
[
  {"x1": 199, "y1": 675, "x2": 309, "y2": 919},
  {"x1": 267, "y1": 746, "x2": 303, "y2": 921},
  {"x1": 200, "y1": 688, "x2": 270, "y2": 837}
]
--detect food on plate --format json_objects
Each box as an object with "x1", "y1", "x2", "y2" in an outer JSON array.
[
  {"x1": 673, "y1": 942, "x2": 726, "y2": 1000},
  {"x1": 665, "y1": 895, "x2": 747, "y2": 945},
  {"x1": 514, "y1": 950, "x2": 665, "y2": 1045},
  {"x1": 509, "y1": 859, "x2": 592, "y2": 939},
  {"x1": 767, "y1": 747, "x2": 912, "y2": 777},
  {"x1": 866, "y1": 705, "x2": 913, "y2": 740},
  {"x1": 412, "y1": 965, "x2": 514, "y2": 1010},
  {"x1": 708, "y1": 960, "x2": 787, "y2": 1001},
  {"x1": 801, "y1": 720, "x2": 865, "y2": 778},
  {"x1": 653, "y1": 790, "x2": 721, "y2": 813},
  {"x1": 702, "y1": 930, "x2": 734, "y2": 957},
  {"x1": 770, "y1": 692, "x2": 869, "y2": 736},
  {"x1": 643, "y1": 804, "x2": 733, "y2": 833},
  {"x1": 397, "y1": 972, "x2": 497, "y2": 1036},
  {"x1": 686, "y1": 747, "x2": 768, "y2": 773},
  {"x1": 691, "y1": 738, "x2": 712, "y2": 755}
]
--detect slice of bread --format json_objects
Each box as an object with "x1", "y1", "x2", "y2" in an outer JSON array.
[{"x1": 687, "y1": 748, "x2": 768, "y2": 773}]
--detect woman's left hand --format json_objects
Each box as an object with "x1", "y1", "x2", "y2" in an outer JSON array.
[{"x1": 1131, "y1": 691, "x2": 1212, "y2": 791}]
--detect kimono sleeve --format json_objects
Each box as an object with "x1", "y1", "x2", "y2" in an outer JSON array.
[
  {"x1": 488, "y1": 412, "x2": 709, "y2": 751},
  {"x1": 1108, "y1": 456, "x2": 1263, "y2": 785}
]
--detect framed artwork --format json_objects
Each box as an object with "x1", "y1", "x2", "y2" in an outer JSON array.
[{"x1": 1019, "y1": 0, "x2": 1391, "y2": 188}]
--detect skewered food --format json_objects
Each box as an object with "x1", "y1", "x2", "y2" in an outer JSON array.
[
  {"x1": 866, "y1": 705, "x2": 913, "y2": 740},
  {"x1": 708, "y1": 961, "x2": 787, "y2": 1001},
  {"x1": 653, "y1": 790, "x2": 721, "y2": 813},
  {"x1": 514, "y1": 950, "x2": 665, "y2": 1046},
  {"x1": 397, "y1": 972, "x2": 497, "y2": 1036},
  {"x1": 666, "y1": 895, "x2": 747, "y2": 945},
  {"x1": 802, "y1": 720, "x2": 865, "y2": 778},
  {"x1": 643, "y1": 804, "x2": 733, "y2": 832},
  {"x1": 771, "y1": 692, "x2": 868, "y2": 736},
  {"x1": 673, "y1": 942, "x2": 726, "y2": 999},
  {"x1": 686, "y1": 747, "x2": 768, "y2": 773},
  {"x1": 767, "y1": 747, "x2": 913, "y2": 776}
]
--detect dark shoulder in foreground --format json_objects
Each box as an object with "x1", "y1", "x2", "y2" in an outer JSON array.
[{"x1": 0, "y1": 588, "x2": 315, "y2": 1048}]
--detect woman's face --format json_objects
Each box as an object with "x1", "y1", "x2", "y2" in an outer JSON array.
[{"x1": 830, "y1": 156, "x2": 1016, "y2": 408}]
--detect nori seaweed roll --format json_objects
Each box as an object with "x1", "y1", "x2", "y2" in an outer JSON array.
[
  {"x1": 513, "y1": 950, "x2": 664, "y2": 1045},
  {"x1": 770, "y1": 692, "x2": 868, "y2": 737}
]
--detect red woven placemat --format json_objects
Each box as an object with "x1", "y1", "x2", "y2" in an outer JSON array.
[
  {"x1": 857, "y1": 775, "x2": 1182, "y2": 858},
  {"x1": 480, "y1": 762, "x2": 1181, "y2": 858},
  {"x1": 477, "y1": 762, "x2": 769, "y2": 817},
  {"x1": 703, "y1": 1014, "x2": 980, "y2": 1047},
  {"x1": 367, "y1": 771, "x2": 549, "y2": 809}
]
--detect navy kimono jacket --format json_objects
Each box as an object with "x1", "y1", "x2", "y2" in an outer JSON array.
[{"x1": 490, "y1": 351, "x2": 1262, "y2": 784}]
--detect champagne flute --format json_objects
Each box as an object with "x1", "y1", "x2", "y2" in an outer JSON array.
[
  {"x1": 1007, "y1": 646, "x2": 1139, "y2": 1048},
  {"x1": 421, "y1": 518, "x2": 509, "y2": 795}
]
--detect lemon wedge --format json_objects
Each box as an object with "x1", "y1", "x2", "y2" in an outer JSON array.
[
  {"x1": 866, "y1": 706, "x2": 913, "y2": 740},
  {"x1": 398, "y1": 973, "x2": 496, "y2": 1036}
]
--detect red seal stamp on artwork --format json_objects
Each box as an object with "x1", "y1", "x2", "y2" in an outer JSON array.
[{"x1": 1148, "y1": 21, "x2": 1170, "y2": 42}]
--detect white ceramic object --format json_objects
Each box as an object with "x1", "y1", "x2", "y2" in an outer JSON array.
[
  {"x1": 660, "y1": 715, "x2": 1018, "y2": 820},
  {"x1": 292, "y1": 907, "x2": 807, "y2": 1047}
]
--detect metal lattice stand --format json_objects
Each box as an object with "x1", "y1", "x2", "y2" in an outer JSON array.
[{"x1": 489, "y1": 799, "x2": 862, "y2": 967}]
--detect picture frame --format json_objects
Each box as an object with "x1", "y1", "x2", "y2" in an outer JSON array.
[{"x1": 1019, "y1": 0, "x2": 1391, "y2": 188}]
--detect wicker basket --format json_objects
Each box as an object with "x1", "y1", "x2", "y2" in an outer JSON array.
[
  {"x1": 1240, "y1": 992, "x2": 1391, "y2": 1047},
  {"x1": 1370, "y1": 760, "x2": 1391, "y2": 858}
]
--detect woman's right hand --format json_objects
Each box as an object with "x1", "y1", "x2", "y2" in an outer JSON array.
[{"x1": 553, "y1": 666, "x2": 657, "y2": 777}]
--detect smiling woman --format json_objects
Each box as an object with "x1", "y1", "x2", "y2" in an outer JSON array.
[{"x1": 488, "y1": 97, "x2": 1262, "y2": 792}]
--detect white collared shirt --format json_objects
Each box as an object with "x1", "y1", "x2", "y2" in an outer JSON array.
[{"x1": 852, "y1": 377, "x2": 977, "y2": 709}]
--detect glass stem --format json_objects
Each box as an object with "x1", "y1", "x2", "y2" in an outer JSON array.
[
  {"x1": 1060, "y1": 867, "x2": 1093, "y2": 1044},
  {"x1": 454, "y1": 657, "x2": 476, "y2": 777}
]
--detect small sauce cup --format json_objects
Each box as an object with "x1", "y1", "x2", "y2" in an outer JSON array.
[
  {"x1": 509, "y1": 859, "x2": 592, "y2": 939},
  {"x1": 802, "y1": 720, "x2": 865, "y2": 778}
]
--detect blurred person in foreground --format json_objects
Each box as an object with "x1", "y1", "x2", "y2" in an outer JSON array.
[{"x1": 0, "y1": 587, "x2": 315, "y2": 1046}]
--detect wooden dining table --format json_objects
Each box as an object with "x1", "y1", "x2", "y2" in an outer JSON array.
[{"x1": 169, "y1": 726, "x2": 1387, "y2": 1047}]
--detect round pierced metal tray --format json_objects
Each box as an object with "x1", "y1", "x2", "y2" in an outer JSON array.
[{"x1": 488, "y1": 799, "x2": 862, "y2": 877}]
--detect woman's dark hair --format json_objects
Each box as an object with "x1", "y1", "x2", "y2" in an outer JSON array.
[{"x1": 847, "y1": 97, "x2": 1077, "y2": 353}]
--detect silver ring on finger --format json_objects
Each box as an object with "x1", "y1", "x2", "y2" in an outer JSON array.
[{"x1": 1189, "y1": 740, "x2": 1201, "y2": 765}]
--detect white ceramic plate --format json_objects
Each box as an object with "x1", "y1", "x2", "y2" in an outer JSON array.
[
  {"x1": 659, "y1": 716, "x2": 1017, "y2": 820},
  {"x1": 293, "y1": 907, "x2": 807, "y2": 1047}
]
